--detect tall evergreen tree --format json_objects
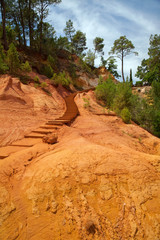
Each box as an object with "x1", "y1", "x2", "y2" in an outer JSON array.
[
  {"x1": 36, "y1": 0, "x2": 61, "y2": 53},
  {"x1": 72, "y1": 30, "x2": 87, "y2": 56},
  {"x1": 0, "y1": 0, "x2": 8, "y2": 50},
  {"x1": 64, "y1": 19, "x2": 75, "y2": 42},
  {"x1": 136, "y1": 34, "x2": 160, "y2": 84},
  {"x1": 109, "y1": 36, "x2": 138, "y2": 82},
  {"x1": 7, "y1": 43, "x2": 20, "y2": 73},
  {"x1": 93, "y1": 37, "x2": 104, "y2": 55}
]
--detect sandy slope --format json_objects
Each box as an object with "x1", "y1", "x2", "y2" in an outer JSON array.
[{"x1": 0, "y1": 88, "x2": 160, "y2": 239}]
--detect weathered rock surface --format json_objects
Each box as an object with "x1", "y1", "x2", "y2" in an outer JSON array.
[
  {"x1": 43, "y1": 133, "x2": 58, "y2": 144},
  {"x1": 0, "y1": 91, "x2": 160, "y2": 240},
  {"x1": 0, "y1": 75, "x2": 65, "y2": 146}
]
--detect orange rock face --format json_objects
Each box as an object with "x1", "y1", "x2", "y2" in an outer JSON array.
[
  {"x1": 0, "y1": 75, "x2": 65, "y2": 147},
  {"x1": 0, "y1": 90, "x2": 160, "y2": 239}
]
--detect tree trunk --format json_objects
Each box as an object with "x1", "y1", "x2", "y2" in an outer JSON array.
[
  {"x1": 130, "y1": 68, "x2": 133, "y2": 84},
  {"x1": 39, "y1": 0, "x2": 44, "y2": 54},
  {"x1": 1, "y1": 0, "x2": 8, "y2": 50},
  {"x1": 18, "y1": 0, "x2": 26, "y2": 47},
  {"x1": 39, "y1": 18, "x2": 43, "y2": 53},
  {"x1": 28, "y1": 0, "x2": 33, "y2": 48},
  {"x1": 121, "y1": 51, "x2": 125, "y2": 82},
  {"x1": 13, "y1": 13, "x2": 22, "y2": 46}
]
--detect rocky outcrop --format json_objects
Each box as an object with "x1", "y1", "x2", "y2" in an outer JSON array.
[{"x1": 43, "y1": 133, "x2": 58, "y2": 144}]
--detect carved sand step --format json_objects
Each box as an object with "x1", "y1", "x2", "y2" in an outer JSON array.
[
  {"x1": 0, "y1": 155, "x2": 9, "y2": 159},
  {"x1": 48, "y1": 119, "x2": 70, "y2": 122},
  {"x1": 46, "y1": 121, "x2": 64, "y2": 126},
  {"x1": 32, "y1": 130, "x2": 53, "y2": 134},
  {"x1": 39, "y1": 125, "x2": 60, "y2": 129},
  {"x1": 24, "y1": 134, "x2": 44, "y2": 139},
  {"x1": 12, "y1": 138, "x2": 42, "y2": 146},
  {"x1": 11, "y1": 144, "x2": 33, "y2": 147},
  {"x1": 47, "y1": 120, "x2": 70, "y2": 124}
]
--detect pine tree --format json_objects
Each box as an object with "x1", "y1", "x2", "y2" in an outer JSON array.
[
  {"x1": 7, "y1": 43, "x2": 20, "y2": 73},
  {"x1": 109, "y1": 36, "x2": 138, "y2": 82},
  {"x1": 130, "y1": 69, "x2": 133, "y2": 85}
]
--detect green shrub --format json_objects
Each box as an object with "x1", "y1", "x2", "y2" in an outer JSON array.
[
  {"x1": 40, "y1": 64, "x2": 53, "y2": 78},
  {"x1": 79, "y1": 58, "x2": 92, "y2": 73},
  {"x1": 52, "y1": 71, "x2": 72, "y2": 87},
  {"x1": 135, "y1": 81, "x2": 143, "y2": 87},
  {"x1": 120, "y1": 107, "x2": 131, "y2": 124},
  {"x1": 0, "y1": 43, "x2": 6, "y2": 60},
  {"x1": 7, "y1": 43, "x2": 20, "y2": 73},
  {"x1": 34, "y1": 83, "x2": 39, "y2": 88},
  {"x1": 33, "y1": 76, "x2": 40, "y2": 84},
  {"x1": 0, "y1": 57, "x2": 9, "y2": 73},
  {"x1": 98, "y1": 75, "x2": 104, "y2": 85},
  {"x1": 41, "y1": 82, "x2": 48, "y2": 88},
  {"x1": 67, "y1": 63, "x2": 78, "y2": 81},
  {"x1": 152, "y1": 110, "x2": 160, "y2": 137},
  {"x1": 113, "y1": 82, "x2": 132, "y2": 114},
  {"x1": 95, "y1": 76, "x2": 116, "y2": 108},
  {"x1": 83, "y1": 97, "x2": 90, "y2": 108},
  {"x1": 21, "y1": 61, "x2": 32, "y2": 72}
]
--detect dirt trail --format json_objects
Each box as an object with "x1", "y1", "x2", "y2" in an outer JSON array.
[{"x1": 0, "y1": 88, "x2": 90, "y2": 159}]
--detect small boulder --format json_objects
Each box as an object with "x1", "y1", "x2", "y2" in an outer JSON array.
[{"x1": 43, "y1": 133, "x2": 58, "y2": 144}]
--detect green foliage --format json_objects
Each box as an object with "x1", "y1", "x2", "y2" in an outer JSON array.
[
  {"x1": 98, "y1": 75, "x2": 104, "y2": 85},
  {"x1": 113, "y1": 82, "x2": 132, "y2": 114},
  {"x1": 109, "y1": 36, "x2": 137, "y2": 59},
  {"x1": 21, "y1": 61, "x2": 32, "y2": 72},
  {"x1": 47, "y1": 55, "x2": 56, "y2": 67},
  {"x1": 41, "y1": 82, "x2": 48, "y2": 88},
  {"x1": 0, "y1": 57, "x2": 9, "y2": 73},
  {"x1": 0, "y1": 44, "x2": 8, "y2": 73},
  {"x1": 67, "y1": 63, "x2": 78, "y2": 81},
  {"x1": 83, "y1": 97, "x2": 90, "y2": 108},
  {"x1": 151, "y1": 81, "x2": 160, "y2": 104},
  {"x1": 105, "y1": 56, "x2": 121, "y2": 78},
  {"x1": 39, "y1": 61, "x2": 54, "y2": 78},
  {"x1": 135, "y1": 81, "x2": 143, "y2": 87},
  {"x1": 85, "y1": 49, "x2": 95, "y2": 67},
  {"x1": 44, "y1": 64, "x2": 54, "y2": 78},
  {"x1": 56, "y1": 36, "x2": 69, "y2": 50},
  {"x1": 100, "y1": 56, "x2": 107, "y2": 67},
  {"x1": 93, "y1": 37, "x2": 104, "y2": 55},
  {"x1": 52, "y1": 71, "x2": 72, "y2": 87},
  {"x1": 7, "y1": 43, "x2": 20, "y2": 73},
  {"x1": 152, "y1": 110, "x2": 160, "y2": 137},
  {"x1": 120, "y1": 107, "x2": 131, "y2": 124},
  {"x1": 95, "y1": 76, "x2": 116, "y2": 108},
  {"x1": 33, "y1": 76, "x2": 40, "y2": 84},
  {"x1": 72, "y1": 30, "x2": 87, "y2": 56},
  {"x1": 0, "y1": 43, "x2": 6, "y2": 60},
  {"x1": 136, "y1": 34, "x2": 160, "y2": 84},
  {"x1": 64, "y1": 19, "x2": 75, "y2": 42},
  {"x1": 79, "y1": 57, "x2": 92, "y2": 73},
  {"x1": 130, "y1": 69, "x2": 133, "y2": 84},
  {"x1": 109, "y1": 36, "x2": 138, "y2": 82}
]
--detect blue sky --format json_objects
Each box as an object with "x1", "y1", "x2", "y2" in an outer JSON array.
[{"x1": 47, "y1": 0, "x2": 160, "y2": 82}]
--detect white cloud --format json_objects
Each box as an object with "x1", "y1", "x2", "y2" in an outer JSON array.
[{"x1": 47, "y1": 0, "x2": 160, "y2": 82}]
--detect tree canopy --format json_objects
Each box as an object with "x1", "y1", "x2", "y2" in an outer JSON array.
[
  {"x1": 136, "y1": 34, "x2": 160, "y2": 84},
  {"x1": 109, "y1": 36, "x2": 138, "y2": 82}
]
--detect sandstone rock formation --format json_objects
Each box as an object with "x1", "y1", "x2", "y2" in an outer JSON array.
[
  {"x1": 0, "y1": 75, "x2": 65, "y2": 146},
  {"x1": 0, "y1": 90, "x2": 160, "y2": 240},
  {"x1": 43, "y1": 133, "x2": 58, "y2": 144}
]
